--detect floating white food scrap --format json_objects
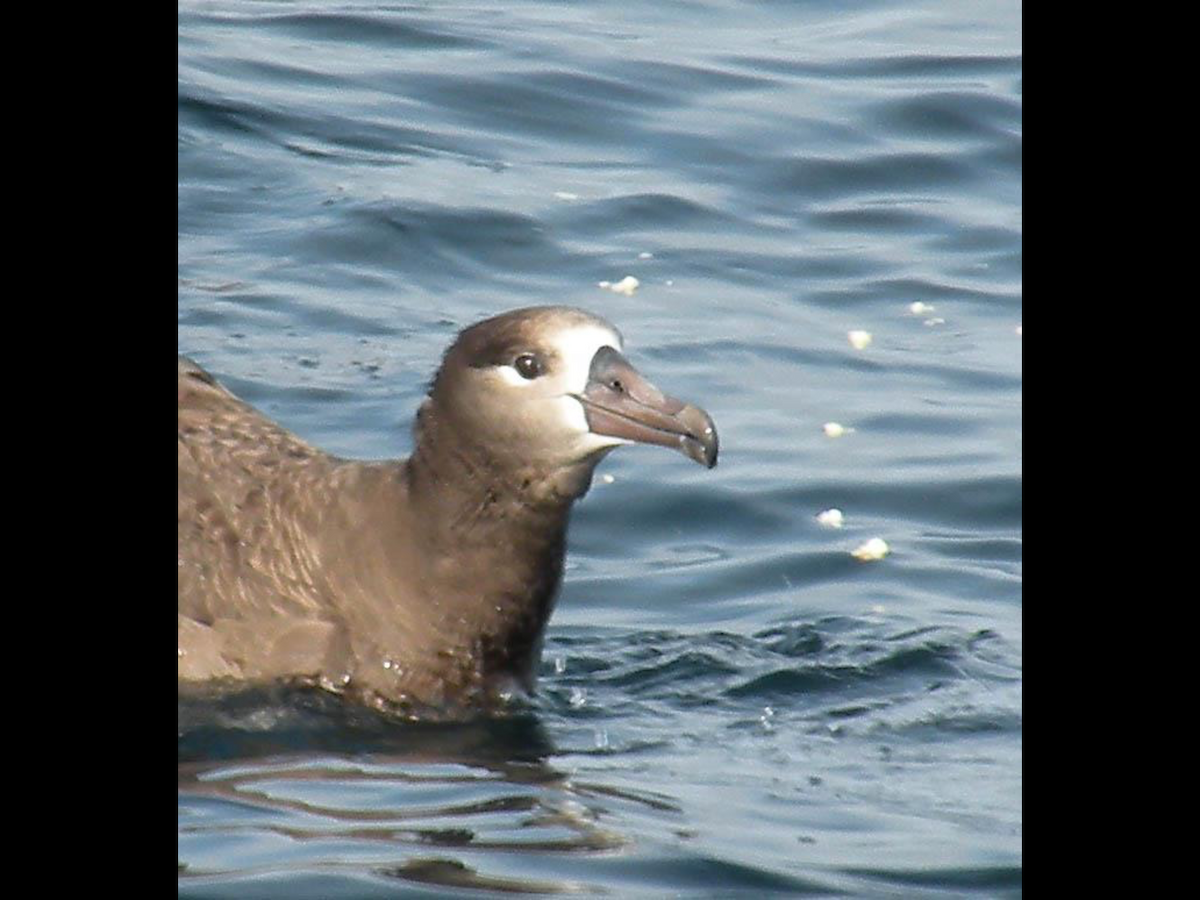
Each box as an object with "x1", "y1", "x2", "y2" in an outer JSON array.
[
  {"x1": 822, "y1": 422, "x2": 852, "y2": 438},
  {"x1": 598, "y1": 275, "x2": 639, "y2": 296},
  {"x1": 851, "y1": 537, "x2": 890, "y2": 561},
  {"x1": 638, "y1": 251, "x2": 654, "y2": 259},
  {"x1": 848, "y1": 330, "x2": 872, "y2": 350},
  {"x1": 909, "y1": 301, "x2": 935, "y2": 315},
  {"x1": 553, "y1": 191, "x2": 579, "y2": 201},
  {"x1": 600, "y1": 473, "x2": 615, "y2": 484},
  {"x1": 816, "y1": 508, "x2": 844, "y2": 528}
]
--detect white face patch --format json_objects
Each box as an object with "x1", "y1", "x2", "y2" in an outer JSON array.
[
  {"x1": 549, "y1": 322, "x2": 627, "y2": 450},
  {"x1": 493, "y1": 322, "x2": 622, "y2": 391},
  {"x1": 551, "y1": 322, "x2": 624, "y2": 394},
  {"x1": 485, "y1": 316, "x2": 631, "y2": 456},
  {"x1": 495, "y1": 365, "x2": 533, "y2": 388}
]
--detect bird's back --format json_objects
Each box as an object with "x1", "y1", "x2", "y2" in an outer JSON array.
[{"x1": 178, "y1": 357, "x2": 342, "y2": 680}]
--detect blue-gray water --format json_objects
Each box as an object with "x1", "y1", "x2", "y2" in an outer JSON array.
[{"x1": 178, "y1": 1, "x2": 1021, "y2": 896}]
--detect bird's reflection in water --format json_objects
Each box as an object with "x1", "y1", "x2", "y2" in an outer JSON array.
[{"x1": 179, "y1": 685, "x2": 680, "y2": 895}]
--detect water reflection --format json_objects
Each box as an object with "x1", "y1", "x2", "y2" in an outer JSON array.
[{"x1": 179, "y1": 687, "x2": 673, "y2": 894}]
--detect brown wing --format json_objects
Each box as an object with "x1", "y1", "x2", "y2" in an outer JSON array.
[{"x1": 178, "y1": 357, "x2": 339, "y2": 677}]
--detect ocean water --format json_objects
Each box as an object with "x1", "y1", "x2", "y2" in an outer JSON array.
[{"x1": 178, "y1": 1, "x2": 1022, "y2": 896}]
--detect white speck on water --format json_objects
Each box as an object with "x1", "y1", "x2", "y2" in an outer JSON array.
[
  {"x1": 923, "y1": 317, "x2": 946, "y2": 327},
  {"x1": 1015, "y1": 324, "x2": 1022, "y2": 336},
  {"x1": 851, "y1": 537, "x2": 890, "y2": 561},
  {"x1": 909, "y1": 301, "x2": 935, "y2": 315},
  {"x1": 638, "y1": 251, "x2": 653, "y2": 259},
  {"x1": 869, "y1": 604, "x2": 886, "y2": 615},
  {"x1": 594, "y1": 729, "x2": 609, "y2": 749},
  {"x1": 570, "y1": 687, "x2": 587, "y2": 708},
  {"x1": 848, "y1": 330, "x2": 872, "y2": 350},
  {"x1": 600, "y1": 473, "x2": 615, "y2": 484},
  {"x1": 816, "y1": 508, "x2": 844, "y2": 528},
  {"x1": 598, "y1": 275, "x2": 639, "y2": 296},
  {"x1": 554, "y1": 655, "x2": 567, "y2": 674},
  {"x1": 553, "y1": 191, "x2": 578, "y2": 200},
  {"x1": 823, "y1": 422, "x2": 852, "y2": 438}
]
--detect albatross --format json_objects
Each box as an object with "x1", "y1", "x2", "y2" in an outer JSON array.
[{"x1": 178, "y1": 306, "x2": 718, "y2": 715}]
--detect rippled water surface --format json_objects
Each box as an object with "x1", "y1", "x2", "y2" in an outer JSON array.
[{"x1": 179, "y1": 0, "x2": 1021, "y2": 896}]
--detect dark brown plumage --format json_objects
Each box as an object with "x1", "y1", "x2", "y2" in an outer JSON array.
[{"x1": 178, "y1": 306, "x2": 717, "y2": 715}]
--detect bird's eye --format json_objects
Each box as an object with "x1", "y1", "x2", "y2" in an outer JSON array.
[{"x1": 513, "y1": 353, "x2": 543, "y2": 379}]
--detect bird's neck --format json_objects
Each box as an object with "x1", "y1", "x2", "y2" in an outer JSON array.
[
  {"x1": 396, "y1": 401, "x2": 595, "y2": 690},
  {"x1": 409, "y1": 398, "x2": 600, "y2": 510}
]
